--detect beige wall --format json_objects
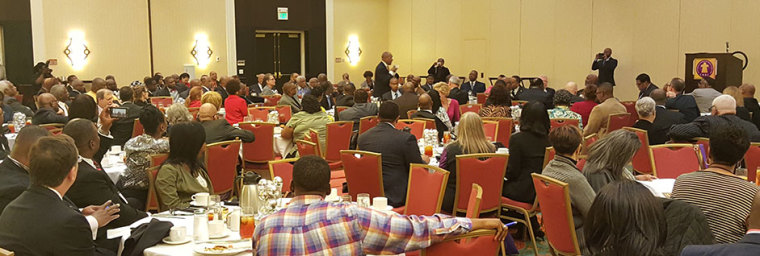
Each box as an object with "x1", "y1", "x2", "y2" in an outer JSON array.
[{"x1": 331, "y1": 0, "x2": 389, "y2": 83}]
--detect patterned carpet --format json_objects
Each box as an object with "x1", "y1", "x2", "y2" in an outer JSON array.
[{"x1": 513, "y1": 238, "x2": 552, "y2": 256}]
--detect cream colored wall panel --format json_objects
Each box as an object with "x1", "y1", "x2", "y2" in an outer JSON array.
[
  {"x1": 519, "y1": 0, "x2": 556, "y2": 80},
  {"x1": 332, "y1": 0, "x2": 389, "y2": 80},
  {"x1": 410, "y1": 0, "x2": 437, "y2": 77},
  {"x1": 592, "y1": 0, "x2": 636, "y2": 100},
  {"x1": 629, "y1": 0, "x2": 680, "y2": 90},
  {"x1": 552, "y1": 0, "x2": 592, "y2": 88},
  {"x1": 462, "y1": 39, "x2": 487, "y2": 79},
  {"x1": 434, "y1": 0, "x2": 462, "y2": 77},
  {"x1": 729, "y1": 0, "x2": 760, "y2": 85},
  {"x1": 678, "y1": 0, "x2": 731, "y2": 79},
  {"x1": 486, "y1": 0, "x2": 521, "y2": 80},
  {"x1": 388, "y1": 0, "x2": 413, "y2": 77}
]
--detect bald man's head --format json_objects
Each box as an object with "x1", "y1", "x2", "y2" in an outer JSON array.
[
  {"x1": 220, "y1": 76, "x2": 232, "y2": 88},
  {"x1": 712, "y1": 95, "x2": 737, "y2": 115},
  {"x1": 418, "y1": 93, "x2": 432, "y2": 110},
  {"x1": 91, "y1": 78, "x2": 106, "y2": 92},
  {"x1": 198, "y1": 103, "x2": 218, "y2": 121},
  {"x1": 564, "y1": 82, "x2": 578, "y2": 94},
  {"x1": 382, "y1": 51, "x2": 394, "y2": 65},
  {"x1": 402, "y1": 82, "x2": 415, "y2": 94},
  {"x1": 741, "y1": 83, "x2": 756, "y2": 98},
  {"x1": 650, "y1": 89, "x2": 667, "y2": 105},
  {"x1": 189, "y1": 79, "x2": 201, "y2": 88},
  {"x1": 37, "y1": 93, "x2": 57, "y2": 110},
  {"x1": 42, "y1": 78, "x2": 59, "y2": 91}
]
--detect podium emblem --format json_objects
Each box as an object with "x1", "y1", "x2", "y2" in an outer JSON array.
[{"x1": 693, "y1": 58, "x2": 717, "y2": 79}]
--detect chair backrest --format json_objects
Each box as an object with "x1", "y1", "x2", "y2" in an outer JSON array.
[
  {"x1": 325, "y1": 121, "x2": 353, "y2": 162},
  {"x1": 150, "y1": 97, "x2": 173, "y2": 107},
  {"x1": 453, "y1": 153, "x2": 509, "y2": 215},
  {"x1": 268, "y1": 158, "x2": 298, "y2": 193},
  {"x1": 650, "y1": 144, "x2": 701, "y2": 179},
  {"x1": 295, "y1": 140, "x2": 318, "y2": 156},
  {"x1": 606, "y1": 113, "x2": 631, "y2": 132},
  {"x1": 145, "y1": 166, "x2": 161, "y2": 211},
  {"x1": 694, "y1": 137, "x2": 710, "y2": 168},
  {"x1": 39, "y1": 123, "x2": 64, "y2": 131},
  {"x1": 0, "y1": 247, "x2": 13, "y2": 256},
  {"x1": 413, "y1": 118, "x2": 436, "y2": 131},
  {"x1": 274, "y1": 105, "x2": 292, "y2": 124},
  {"x1": 407, "y1": 109, "x2": 418, "y2": 119},
  {"x1": 306, "y1": 129, "x2": 322, "y2": 157},
  {"x1": 466, "y1": 184, "x2": 483, "y2": 218},
  {"x1": 395, "y1": 119, "x2": 426, "y2": 140},
  {"x1": 476, "y1": 93, "x2": 487, "y2": 104},
  {"x1": 404, "y1": 164, "x2": 450, "y2": 216},
  {"x1": 263, "y1": 95, "x2": 282, "y2": 106},
  {"x1": 459, "y1": 104, "x2": 482, "y2": 115},
  {"x1": 582, "y1": 133, "x2": 598, "y2": 155},
  {"x1": 239, "y1": 122, "x2": 275, "y2": 162},
  {"x1": 358, "y1": 116, "x2": 379, "y2": 134},
  {"x1": 421, "y1": 230, "x2": 503, "y2": 256},
  {"x1": 512, "y1": 100, "x2": 527, "y2": 106},
  {"x1": 483, "y1": 117, "x2": 513, "y2": 147},
  {"x1": 744, "y1": 142, "x2": 760, "y2": 185},
  {"x1": 205, "y1": 140, "x2": 241, "y2": 195},
  {"x1": 335, "y1": 106, "x2": 349, "y2": 117},
  {"x1": 340, "y1": 150, "x2": 384, "y2": 199},
  {"x1": 531, "y1": 173, "x2": 581, "y2": 255},
  {"x1": 550, "y1": 118, "x2": 579, "y2": 130},
  {"x1": 248, "y1": 107, "x2": 273, "y2": 122},
  {"x1": 482, "y1": 120, "x2": 499, "y2": 142},
  {"x1": 623, "y1": 127, "x2": 654, "y2": 174},
  {"x1": 49, "y1": 128, "x2": 63, "y2": 135},
  {"x1": 621, "y1": 101, "x2": 638, "y2": 125},
  {"x1": 149, "y1": 153, "x2": 168, "y2": 168},
  {"x1": 132, "y1": 118, "x2": 144, "y2": 138},
  {"x1": 542, "y1": 147, "x2": 555, "y2": 169},
  {"x1": 187, "y1": 107, "x2": 200, "y2": 119}
]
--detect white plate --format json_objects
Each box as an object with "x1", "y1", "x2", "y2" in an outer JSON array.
[
  {"x1": 209, "y1": 231, "x2": 229, "y2": 239},
  {"x1": 190, "y1": 201, "x2": 208, "y2": 207},
  {"x1": 162, "y1": 236, "x2": 191, "y2": 245},
  {"x1": 193, "y1": 243, "x2": 248, "y2": 255}
]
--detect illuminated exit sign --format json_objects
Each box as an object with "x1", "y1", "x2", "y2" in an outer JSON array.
[{"x1": 277, "y1": 7, "x2": 288, "y2": 20}]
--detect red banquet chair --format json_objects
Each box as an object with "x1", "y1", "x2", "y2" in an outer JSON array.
[
  {"x1": 606, "y1": 113, "x2": 632, "y2": 133},
  {"x1": 149, "y1": 153, "x2": 168, "y2": 169},
  {"x1": 649, "y1": 144, "x2": 702, "y2": 179},
  {"x1": 621, "y1": 101, "x2": 639, "y2": 126},
  {"x1": 239, "y1": 122, "x2": 276, "y2": 169},
  {"x1": 145, "y1": 166, "x2": 161, "y2": 212},
  {"x1": 543, "y1": 146, "x2": 555, "y2": 169},
  {"x1": 453, "y1": 153, "x2": 508, "y2": 216},
  {"x1": 132, "y1": 119, "x2": 144, "y2": 138},
  {"x1": 359, "y1": 116, "x2": 379, "y2": 135},
  {"x1": 694, "y1": 137, "x2": 710, "y2": 169},
  {"x1": 476, "y1": 93, "x2": 487, "y2": 104},
  {"x1": 483, "y1": 117, "x2": 513, "y2": 147},
  {"x1": 395, "y1": 119, "x2": 426, "y2": 140},
  {"x1": 150, "y1": 97, "x2": 173, "y2": 107},
  {"x1": 413, "y1": 118, "x2": 437, "y2": 131},
  {"x1": 295, "y1": 140, "x2": 318, "y2": 156},
  {"x1": 550, "y1": 118, "x2": 579, "y2": 130},
  {"x1": 406, "y1": 110, "x2": 418, "y2": 119},
  {"x1": 394, "y1": 164, "x2": 450, "y2": 216},
  {"x1": 335, "y1": 106, "x2": 349, "y2": 118},
  {"x1": 274, "y1": 105, "x2": 292, "y2": 124},
  {"x1": 459, "y1": 104, "x2": 482, "y2": 115},
  {"x1": 268, "y1": 158, "x2": 298, "y2": 194},
  {"x1": 532, "y1": 173, "x2": 582, "y2": 255},
  {"x1": 205, "y1": 140, "x2": 241, "y2": 195},
  {"x1": 482, "y1": 120, "x2": 499, "y2": 142},
  {"x1": 263, "y1": 95, "x2": 282, "y2": 106},
  {"x1": 581, "y1": 133, "x2": 598, "y2": 156},
  {"x1": 624, "y1": 127, "x2": 654, "y2": 174},
  {"x1": 340, "y1": 150, "x2": 384, "y2": 200},
  {"x1": 744, "y1": 142, "x2": 760, "y2": 185},
  {"x1": 325, "y1": 122, "x2": 353, "y2": 170},
  {"x1": 511, "y1": 100, "x2": 527, "y2": 106},
  {"x1": 306, "y1": 129, "x2": 322, "y2": 157},
  {"x1": 248, "y1": 107, "x2": 273, "y2": 122}
]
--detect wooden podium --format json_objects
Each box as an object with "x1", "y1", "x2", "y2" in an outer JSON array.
[{"x1": 685, "y1": 52, "x2": 745, "y2": 93}]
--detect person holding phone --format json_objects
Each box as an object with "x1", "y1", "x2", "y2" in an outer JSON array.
[
  {"x1": 427, "y1": 58, "x2": 451, "y2": 83},
  {"x1": 591, "y1": 48, "x2": 617, "y2": 85}
]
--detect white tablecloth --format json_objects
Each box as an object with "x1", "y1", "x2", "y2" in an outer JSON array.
[
  {"x1": 5, "y1": 133, "x2": 15, "y2": 150},
  {"x1": 638, "y1": 178, "x2": 676, "y2": 198},
  {"x1": 101, "y1": 151, "x2": 127, "y2": 183}
]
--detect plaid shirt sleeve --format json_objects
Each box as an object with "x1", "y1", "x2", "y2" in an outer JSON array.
[{"x1": 351, "y1": 205, "x2": 473, "y2": 255}]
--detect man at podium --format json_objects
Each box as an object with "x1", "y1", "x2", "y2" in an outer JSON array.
[{"x1": 592, "y1": 48, "x2": 617, "y2": 85}]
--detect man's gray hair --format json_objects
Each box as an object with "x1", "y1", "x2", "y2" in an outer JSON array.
[
  {"x1": 448, "y1": 76, "x2": 461, "y2": 85},
  {"x1": 50, "y1": 85, "x2": 68, "y2": 101},
  {"x1": 96, "y1": 88, "x2": 113, "y2": 100},
  {"x1": 0, "y1": 80, "x2": 10, "y2": 93},
  {"x1": 165, "y1": 103, "x2": 194, "y2": 125},
  {"x1": 635, "y1": 97, "x2": 656, "y2": 118},
  {"x1": 296, "y1": 76, "x2": 306, "y2": 82}
]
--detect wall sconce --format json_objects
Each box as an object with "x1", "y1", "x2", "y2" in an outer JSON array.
[
  {"x1": 63, "y1": 30, "x2": 90, "y2": 70},
  {"x1": 191, "y1": 34, "x2": 213, "y2": 69},
  {"x1": 345, "y1": 35, "x2": 362, "y2": 66}
]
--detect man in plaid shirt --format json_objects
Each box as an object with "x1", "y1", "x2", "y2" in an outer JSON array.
[{"x1": 253, "y1": 156, "x2": 508, "y2": 255}]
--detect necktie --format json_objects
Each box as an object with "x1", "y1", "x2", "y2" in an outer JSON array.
[{"x1": 93, "y1": 161, "x2": 103, "y2": 171}]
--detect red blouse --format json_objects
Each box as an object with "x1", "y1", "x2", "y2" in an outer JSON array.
[
  {"x1": 570, "y1": 100, "x2": 598, "y2": 127},
  {"x1": 225, "y1": 95, "x2": 248, "y2": 125}
]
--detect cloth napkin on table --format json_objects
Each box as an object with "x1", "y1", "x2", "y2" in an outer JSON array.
[{"x1": 121, "y1": 219, "x2": 173, "y2": 256}]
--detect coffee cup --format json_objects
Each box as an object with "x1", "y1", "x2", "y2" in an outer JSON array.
[
  {"x1": 372, "y1": 197, "x2": 388, "y2": 210},
  {"x1": 110, "y1": 145, "x2": 121, "y2": 154},
  {"x1": 191, "y1": 192, "x2": 209, "y2": 206},
  {"x1": 208, "y1": 220, "x2": 225, "y2": 237},
  {"x1": 169, "y1": 226, "x2": 187, "y2": 242}
]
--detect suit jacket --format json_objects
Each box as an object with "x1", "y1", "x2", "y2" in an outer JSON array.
[
  {"x1": 31, "y1": 108, "x2": 68, "y2": 125},
  {"x1": 110, "y1": 102, "x2": 143, "y2": 146},
  {"x1": 666, "y1": 93, "x2": 701, "y2": 122},
  {"x1": 427, "y1": 64, "x2": 451, "y2": 83},
  {"x1": 153, "y1": 87, "x2": 170, "y2": 97},
  {"x1": 67, "y1": 160, "x2": 148, "y2": 250},
  {"x1": 381, "y1": 90, "x2": 402, "y2": 101},
  {"x1": 0, "y1": 157, "x2": 28, "y2": 214},
  {"x1": 421, "y1": 84, "x2": 433, "y2": 92},
  {"x1": 448, "y1": 87, "x2": 469, "y2": 106},
  {"x1": 0, "y1": 185, "x2": 97, "y2": 255},
  {"x1": 681, "y1": 233, "x2": 760, "y2": 256},
  {"x1": 335, "y1": 94, "x2": 355, "y2": 107},
  {"x1": 410, "y1": 110, "x2": 448, "y2": 140},
  {"x1": 373, "y1": 62, "x2": 398, "y2": 97},
  {"x1": 516, "y1": 87, "x2": 553, "y2": 109},
  {"x1": 669, "y1": 114, "x2": 760, "y2": 142},
  {"x1": 691, "y1": 88, "x2": 722, "y2": 113},
  {"x1": 338, "y1": 103, "x2": 378, "y2": 130},
  {"x1": 201, "y1": 119, "x2": 255, "y2": 144},
  {"x1": 321, "y1": 94, "x2": 336, "y2": 110},
  {"x1": 461, "y1": 81, "x2": 486, "y2": 96},
  {"x1": 394, "y1": 93, "x2": 419, "y2": 119},
  {"x1": 591, "y1": 57, "x2": 617, "y2": 85},
  {"x1": 357, "y1": 123, "x2": 424, "y2": 207},
  {"x1": 247, "y1": 83, "x2": 265, "y2": 103},
  {"x1": 583, "y1": 98, "x2": 627, "y2": 137},
  {"x1": 638, "y1": 84, "x2": 659, "y2": 99},
  {"x1": 744, "y1": 97, "x2": 760, "y2": 129},
  {"x1": 277, "y1": 94, "x2": 301, "y2": 113},
  {"x1": 639, "y1": 106, "x2": 687, "y2": 145},
  {"x1": 215, "y1": 86, "x2": 230, "y2": 106}
]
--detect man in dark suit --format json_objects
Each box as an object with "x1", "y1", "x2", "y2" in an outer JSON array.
[
  {"x1": 198, "y1": 103, "x2": 255, "y2": 144},
  {"x1": 64, "y1": 119, "x2": 149, "y2": 252},
  {"x1": 357, "y1": 102, "x2": 429, "y2": 207},
  {"x1": 427, "y1": 58, "x2": 450, "y2": 83},
  {"x1": 669, "y1": 95, "x2": 760, "y2": 142},
  {"x1": 0, "y1": 136, "x2": 120, "y2": 256},
  {"x1": 373, "y1": 52, "x2": 399, "y2": 98},
  {"x1": 335, "y1": 83, "x2": 355, "y2": 107},
  {"x1": 641, "y1": 89, "x2": 687, "y2": 145},
  {"x1": 741, "y1": 84, "x2": 760, "y2": 129},
  {"x1": 516, "y1": 78, "x2": 553, "y2": 109},
  {"x1": 381, "y1": 77, "x2": 402, "y2": 101},
  {"x1": 216, "y1": 77, "x2": 232, "y2": 104},
  {"x1": 591, "y1": 48, "x2": 617, "y2": 85},
  {"x1": 338, "y1": 90, "x2": 378, "y2": 130},
  {"x1": 410, "y1": 93, "x2": 448, "y2": 140},
  {"x1": 636, "y1": 73, "x2": 658, "y2": 99},
  {"x1": 665, "y1": 78, "x2": 700, "y2": 122},
  {"x1": 69, "y1": 79, "x2": 86, "y2": 99},
  {"x1": 247, "y1": 74, "x2": 266, "y2": 103},
  {"x1": 278, "y1": 83, "x2": 302, "y2": 113},
  {"x1": 110, "y1": 87, "x2": 143, "y2": 146},
  {"x1": 681, "y1": 208, "x2": 760, "y2": 256},
  {"x1": 394, "y1": 83, "x2": 419, "y2": 119},
  {"x1": 0, "y1": 125, "x2": 51, "y2": 213},
  {"x1": 462, "y1": 70, "x2": 486, "y2": 97},
  {"x1": 318, "y1": 82, "x2": 336, "y2": 110},
  {"x1": 179, "y1": 79, "x2": 200, "y2": 99},
  {"x1": 633, "y1": 97, "x2": 673, "y2": 145},
  {"x1": 421, "y1": 75, "x2": 435, "y2": 92},
  {"x1": 32, "y1": 93, "x2": 68, "y2": 125},
  {"x1": 447, "y1": 76, "x2": 469, "y2": 106}
]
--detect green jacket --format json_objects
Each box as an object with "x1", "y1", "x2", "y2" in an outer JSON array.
[{"x1": 156, "y1": 163, "x2": 214, "y2": 211}]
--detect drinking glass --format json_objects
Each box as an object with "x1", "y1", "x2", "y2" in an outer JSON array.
[
  {"x1": 424, "y1": 145, "x2": 434, "y2": 157},
  {"x1": 340, "y1": 194, "x2": 352, "y2": 203},
  {"x1": 357, "y1": 193, "x2": 371, "y2": 208},
  {"x1": 239, "y1": 214, "x2": 256, "y2": 239},
  {"x1": 443, "y1": 131, "x2": 451, "y2": 144}
]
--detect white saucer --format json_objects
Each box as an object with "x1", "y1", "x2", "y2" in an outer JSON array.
[
  {"x1": 209, "y1": 231, "x2": 229, "y2": 239},
  {"x1": 162, "y1": 236, "x2": 191, "y2": 245},
  {"x1": 190, "y1": 201, "x2": 208, "y2": 207},
  {"x1": 373, "y1": 205, "x2": 393, "y2": 212}
]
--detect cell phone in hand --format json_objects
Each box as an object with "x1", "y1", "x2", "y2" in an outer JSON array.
[{"x1": 109, "y1": 107, "x2": 128, "y2": 118}]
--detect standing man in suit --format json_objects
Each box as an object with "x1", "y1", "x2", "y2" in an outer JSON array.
[
  {"x1": 373, "y1": 52, "x2": 399, "y2": 98},
  {"x1": 198, "y1": 104, "x2": 255, "y2": 144},
  {"x1": 410, "y1": 94, "x2": 448, "y2": 140},
  {"x1": 64, "y1": 119, "x2": 149, "y2": 252},
  {"x1": 592, "y1": 48, "x2": 617, "y2": 85},
  {"x1": 394, "y1": 83, "x2": 419, "y2": 119},
  {"x1": 338, "y1": 90, "x2": 378, "y2": 130},
  {"x1": 427, "y1": 58, "x2": 451, "y2": 83},
  {"x1": 358, "y1": 102, "x2": 429, "y2": 207},
  {"x1": 381, "y1": 77, "x2": 402, "y2": 101},
  {"x1": 0, "y1": 136, "x2": 120, "y2": 256},
  {"x1": 665, "y1": 78, "x2": 700, "y2": 122},
  {"x1": 278, "y1": 83, "x2": 302, "y2": 113},
  {"x1": 462, "y1": 70, "x2": 486, "y2": 97},
  {"x1": 636, "y1": 73, "x2": 658, "y2": 99},
  {"x1": 0, "y1": 125, "x2": 51, "y2": 213}
]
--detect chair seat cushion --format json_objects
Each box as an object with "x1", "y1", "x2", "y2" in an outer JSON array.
[
  {"x1": 328, "y1": 161, "x2": 343, "y2": 170},
  {"x1": 331, "y1": 170, "x2": 345, "y2": 179},
  {"x1": 501, "y1": 197, "x2": 533, "y2": 211}
]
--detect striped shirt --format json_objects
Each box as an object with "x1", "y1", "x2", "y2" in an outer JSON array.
[
  {"x1": 671, "y1": 171, "x2": 760, "y2": 243},
  {"x1": 253, "y1": 195, "x2": 472, "y2": 255}
]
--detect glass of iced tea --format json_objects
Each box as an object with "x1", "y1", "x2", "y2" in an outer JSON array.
[
  {"x1": 424, "y1": 145, "x2": 433, "y2": 157},
  {"x1": 240, "y1": 214, "x2": 255, "y2": 239},
  {"x1": 443, "y1": 131, "x2": 451, "y2": 144}
]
